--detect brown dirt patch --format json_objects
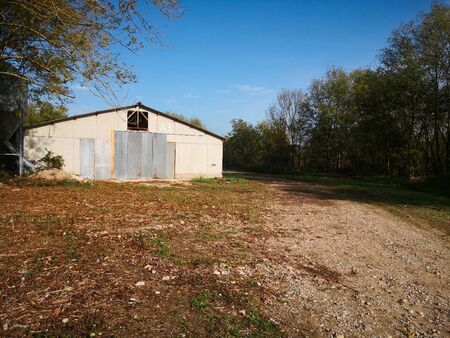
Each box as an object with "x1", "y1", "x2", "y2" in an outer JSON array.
[
  {"x1": 0, "y1": 179, "x2": 282, "y2": 337},
  {"x1": 0, "y1": 177, "x2": 448, "y2": 337}
]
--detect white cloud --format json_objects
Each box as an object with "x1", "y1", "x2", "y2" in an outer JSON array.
[
  {"x1": 72, "y1": 84, "x2": 89, "y2": 91},
  {"x1": 184, "y1": 92, "x2": 199, "y2": 99},
  {"x1": 234, "y1": 84, "x2": 274, "y2": 96},
  {"x1": 217, "y1": 89, "x2": 231, "y2": 94},
  {"x1": 166, "y1": 96, "x2": 177, "y2": 105}
]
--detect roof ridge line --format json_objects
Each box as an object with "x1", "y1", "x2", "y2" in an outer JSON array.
[{"x1": 25, "y1": 102, "x2": 224, "y2": 140}]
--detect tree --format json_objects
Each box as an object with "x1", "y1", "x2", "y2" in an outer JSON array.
[
  {"x1": 0, "y1": 0, "x2": 182, "y2": 104},
  {"x1": 24, "y1": 101, "x2": 68, "y2": 127},
  {"x1": 223, "y1": 119, "x2": 262, "y2": 170},
  {"x1": 266, "y1": 89, "x2": 313, "y2": 168},
  {"x1": 165, "y1": 111, "x2": 205, "y2": 128},
  {"x1": 307, "y1": 68, "x2": 355, "y2": 171},
  {"x1": 224, "y1": 3, "x2": 449, "y2": 178},
  {"x1": 257, "y1": 121, "x2": 291, "y2": 173},
  {"x1": 188, "y1": 117, "x2": 205, "y2": 129},
  {"x1": 223, "y1": 118, "x2": 292, "y2": 173},
  {"x1": 350, "y1": 69, "x2": 402, "y2": 174},
  {"x1": 379, "y1": 2, "x2": 450, "y2": 175}
]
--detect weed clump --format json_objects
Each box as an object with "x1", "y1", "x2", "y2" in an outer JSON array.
[{"x1": 192, "y1": 176, "x2": 248, "y2": 183}]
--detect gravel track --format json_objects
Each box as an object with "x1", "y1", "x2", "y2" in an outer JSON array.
[{"x1": 253, "y1": 179, "x2": 449, "y2": 337}]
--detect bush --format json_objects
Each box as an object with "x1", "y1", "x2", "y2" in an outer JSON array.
[{"x1": 36, "y1": 150, "x2": 64, "y2": 170}]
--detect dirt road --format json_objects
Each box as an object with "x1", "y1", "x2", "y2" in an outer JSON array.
[{"x1": 251, "y1": 178, "x2": 449, "y2": 337}]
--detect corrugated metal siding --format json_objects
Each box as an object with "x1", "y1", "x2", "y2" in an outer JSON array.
[
  {"x1": 114, "y1": 131, "x2": 128, "y2": 179},
  {"x1": 80, "y1": 138, "x2": 95, "y2": 179},
  {"x1": 140, "y1": 132, "x2": 153, "y2": 179},
  {"x1": 152, "y1": 133, "x2": 167, "y2": 179},
  {"x1": 94, "y1": 139, "x2": 110, "y2": 179},
  {"x1": 166, "y1": 142, "x2": 176, "y2": 179},
  {"x1": 127, "y1": 131, "x2": 141, "y2": 178},
  {"x1": 113, "y1": 131, "x2": 166, "y2": 180}
]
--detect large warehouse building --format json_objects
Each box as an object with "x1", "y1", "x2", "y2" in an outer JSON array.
[{"x1": 24, "y1": 102, "x2": 223, "y2": 180}]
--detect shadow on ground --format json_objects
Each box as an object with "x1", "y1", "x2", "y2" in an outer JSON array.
[
  {"x1": 225, "y1": 171, "x2": 449, "y2": 206},
  {"x1": 225, "y1": 171, "x2": 450, "y2": 235}
]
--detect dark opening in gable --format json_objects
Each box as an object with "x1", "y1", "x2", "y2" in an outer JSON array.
[{"x1": 127, "y1": 111, "x2": 148, "y2": 131}]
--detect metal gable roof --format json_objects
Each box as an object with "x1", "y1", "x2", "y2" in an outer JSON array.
[{"x1": 25, "y1": 102, "x2": 224, "y2": 141}]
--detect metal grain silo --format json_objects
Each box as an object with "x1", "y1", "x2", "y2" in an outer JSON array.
[{"x1": 0, "y1": 74, "x2": 33, "y2": 173}]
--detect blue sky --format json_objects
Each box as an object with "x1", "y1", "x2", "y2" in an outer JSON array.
[{"x1": 68, "y1": 0, "x2": 435, "y2": 136}]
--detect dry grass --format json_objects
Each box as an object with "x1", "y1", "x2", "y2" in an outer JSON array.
[{"x1": 0, "y1": 179, "x2": 282, "y2": 337}]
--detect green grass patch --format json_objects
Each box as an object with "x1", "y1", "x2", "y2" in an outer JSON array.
[
  {"x1": 188, "y1": 290, "x2": 283, "y2": 337},
  {"x1": 223, "y1": 177, "x2": 248, "y2": 183},
  {"x1": 153, "y1": 237, "x2": 171, "y2": 257},
  {"x1": 189, "y1": 256, "x2": 218, "y2": 266},
  {"x1": 163, "y1": 192, "x2": 189, "y2": 204},
  {"x1": 285, "y1": 174, "x2": 450, "y2": 234},
  {"x1": 192, "y1": 177, "x2": 216, "y2": 183},
  {"x1": 192, "y1": 177, "x2": 263, "y2": 193},
  {"x1": 139, "y1": 233, "x2": 187, "y2": 265},
  {"x1": 63, "y1": 233, "x2": 83, "y2": 259},
  {"x1": 192, "y1": 176, "x2": 248, "y2": 183},
  {"x1": 12, "y1": 177, "x2": 94, "y2": 189},
  {"x1": 191, "y1": 291, "x2": 212, "y2": 310},
  {"x1": 407, "y1": 175, "x2": 450, "y2": 198},
  {"x1": 141, "y1": 235, "x2": 172, "y2": 258},
  {"x1": 224, "y1": 171, "x2": 449, "y2": 234},
  {"x1": 280, "y1": 173, "x2": 449, "y2": 199},
  {"x1": 246, "y1": 307, "x2": 279, "y2": 336},
  {"x1": 35, "y1": 215, "x2": 61, "y2": 231}
]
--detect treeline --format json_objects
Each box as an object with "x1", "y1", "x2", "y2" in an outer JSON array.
[{"x1": 224, "y1": 3, "x2": 449, "y2": 177}]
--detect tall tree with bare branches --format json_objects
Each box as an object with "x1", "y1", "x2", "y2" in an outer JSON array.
[{"x1": 266, "y1": 89, "x2": 313, "y2": 167}]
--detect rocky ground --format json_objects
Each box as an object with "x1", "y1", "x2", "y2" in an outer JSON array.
[
  {"x1": 0, "y1": 176, "x2": 448, "y2": 337},
  {"x1": 247, "y1": 179, "x2": 449, "y2": 337}
]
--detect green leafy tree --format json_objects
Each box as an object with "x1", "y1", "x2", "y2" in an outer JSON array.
[
  {"x1": 24, "y1": 101, "x2": 68, "y2": 127},
  {"x1": 307, "y1": 68, "x2": 356, "y2": 171},
  {"x1": 257, "y1": 121, "x2": 292, "y2": 173},
  {"x1": 380, "y1": 2, "x2": 450, "y2": 175},
  {"x1": 223, "y1": 119, "x2": 262, "y2": 170},
  {"x1": 350, "y1": 69, "x2": 402, "y2": 174},
  {"x1": 225, "y1": 3, "x2": 449, "y2": 177},
  {"x1": 0, "y1": 0, "x2": 182, "y2": 104},
  {"x1": 188, "y1": 117, "x2": 205, "y2": 129},
  {"x1": 165, "y1": 111, "x2": 205, "y2": 128}
]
